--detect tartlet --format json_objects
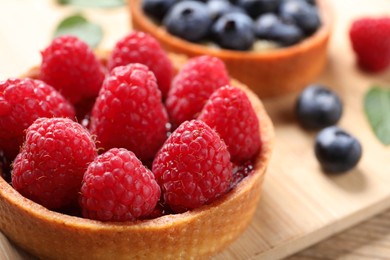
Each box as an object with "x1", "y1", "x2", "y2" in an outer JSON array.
[
  {"x1": 0, "y1": 54, "x2": 274, "y2": 259},
  {"x1": 129, "y1": 0, "x2": 332, "y2": 98}
]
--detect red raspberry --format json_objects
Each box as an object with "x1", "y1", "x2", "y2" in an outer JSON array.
[
  {"x1": 349, "y1": 17, "x2": 390, "y2": 72},
  {"x1": 90, "y1": 63, "x2": 168, "y2": 162},
  {"x1": 11, "y1": 117, "x2": 97, "y2": 210},
  {"x1": 40, "y1": 35, "x2": 106, "y2": 104},
  {"x1": 165, "y1": 55, "x2": 230, "y2": 128},
  {"x1": 80, "y1": 148, "x2": 161, "y2": 222},
  {"x1": 0, "y1": 78, "x2": 75, "y2": 161},
  {"x1": 152, "y1": 120, "x2": 233, "y2": 213},
  {"x1": 107, "y1": 31, "x2": 174, "y2": 99},
  {"x1": 198, "y1": 86, "x2": 261, "y2": 164}
]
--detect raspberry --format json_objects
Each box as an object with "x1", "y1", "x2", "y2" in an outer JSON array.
[
  {"x1": 107, "y1": 31, "x2": 174, "y2": 99},
  {"x1": 152, "y1": 120, "x2": 233, "y2": 213},
  {"x1": 349, "y1": 17, "x2": 390, "y2": 72},
  {"x1": 90, "y1": 63, "x2": 168, "y2": 162},
  {"x1": 0, "y1": 78, "x2": 75, "y2": 161},
  {"x1": 11, "y1": 117, "x2": 97, "y2": 210},
  {"x1": 40, "y1": 35, "x2": 106, "y2": 104},
  {"x1": 80, "y1": 148, "x2": 161, "y2": 222},
  {"x1": 165, "y1": 55, "x2": 230, "y2": 128},
  {"x1": 198, "y1": 85, "x2": 261, "y2": 164}
]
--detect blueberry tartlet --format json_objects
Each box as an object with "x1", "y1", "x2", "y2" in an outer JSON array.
[{"x1": 129, "y1": 0, "x2": 332, "y2": 98}]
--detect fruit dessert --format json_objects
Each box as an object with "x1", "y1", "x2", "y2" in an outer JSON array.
[
  {"x1": 0, "y1": 32, "x2": 274, "y2": 259},
  {"x1": 129, "y1": 0, "x2": 332, "y2": 98},
  {"x1": 142, "y1": 0, "x2": 321, "y2": 50}
]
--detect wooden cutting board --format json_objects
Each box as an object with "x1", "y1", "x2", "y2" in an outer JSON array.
[{"x1": 0, "y1": 0, "x2": 390, "y2": 259}]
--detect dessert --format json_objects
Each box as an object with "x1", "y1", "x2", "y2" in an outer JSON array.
[
  {"x1": 129, "y1": 0, "x2": 332, "y2": 98},
  {"x1": 0, "y1": 33, "x2": 274, "y2": 259}
]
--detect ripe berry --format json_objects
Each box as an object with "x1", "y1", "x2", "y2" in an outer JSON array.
[
  {"x1": 11, "y1": 117, "x2": 97, "y2": 210},
  {"x1": 166, "y1": 55, "x2": 230, "y2": 128},
  {"x1": 255, "y1": 13, "x2": 303, "y2": 46},
  {"x1": 237, "y1": 0, "x2": 279, "y2": 18},
  {"x1": 107, "y1": 31, "x2": 174, "y2": 99},
  {"x1": 90, "y1": 63, "x2": 168, "y2": 163},
  {"x1": 315, "y1": 126, "x2": 362, "y2": 173},
  {"x1": 0, "y1": 78, "x2": 75, "y2": 161},
  {"x1": 142, "y1": 0, "x2": 178, "y2": 22},
  {"x1": 163, "y1": 1, "x2": 212, "y2": 42},
  {"x1": 80, "y1": 148, "x2": 161, "y2": 222},
  {"x1": 198, "y1": 85, "x2": 261, "y2": 164},
  {"x1": 152, "y1": 120, "x2": 233, "y2": 213},
  {"x1": 207, "y1": 0, "x2": 244, "y2": 21},
  {"x1": 40, "y1": 35, "x2": 106, "y2": 104},
  {"x1": 295, "y1": 84, "x2": 343, "y2": 129},
  {"x1": 279, "y1": 0, "x2": 321, "y2": 36},
  {"x1": 211, "y1": 12, "x2": 255, "y2": 50},
  {"x1": 349, "y1": 17, "x2": 390, "y2": 73}
]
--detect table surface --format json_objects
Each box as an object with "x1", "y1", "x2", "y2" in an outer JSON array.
[{"x1": 1, "y1": 1, "x2": 390, "y2": 259}]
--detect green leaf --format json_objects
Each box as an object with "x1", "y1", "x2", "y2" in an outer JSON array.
[
  {"x1": 53, "y1": 14, "x2": 103, "y2": 48},
  {"x1": 364, "y1": 87, "x2": 390, "y2": 145},
  {"x1": 57, "y1": 0, "x2": 125, "y2": 8}
]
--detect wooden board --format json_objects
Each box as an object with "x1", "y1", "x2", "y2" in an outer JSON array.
[{"x1": 0, "y1": 0, "x2": 390, "y2": 259}]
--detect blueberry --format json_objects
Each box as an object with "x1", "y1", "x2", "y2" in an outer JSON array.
[
  {"x1": 207, "y1": 0, "x2": 245, "y2": 20},
  {"x1": 211, "y1": 12, "x2": 255, "y2": 50},
  {"x1": 237, "y1": 0, "x2": 280, "y2": 18},
  {"x1": 142, "y1": 0, "x2": 178, "y2": 22},
  {"x1": 255, "y1": 13, "x2": 303, "y2": 46},
  {"x1": 315, "y1": 126, "x2": 362, "y2": 173},
  {"x1": 163, "y1": 1, "x2": 212, "y2": 42},
  {"x1": 295, "y1": 85, "x2": 343, "y2": 129},
  {"x1": 304, "y1": 0, "x2": 316, "y2": 5},
  {"x1": 279, "y1": 0, "x2": 321, "y2": 35}
]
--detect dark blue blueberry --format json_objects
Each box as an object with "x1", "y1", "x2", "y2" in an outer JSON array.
[
  {"x1": 237, "y1": 0, "x2": 280, "y2": 18},
  {"x1": 163, "y1": 1, "x2": 212, "y2": 42},
  {"x1": 279, "y1": 0, "x2": 321, "y2": 35},
  {"x1": 255, "y1": 13, "x2": 303, "y2": 46},
  {"x1": 207, "y1": 0, "x2": 245, "y2": 20},
  {"x1": 315, "y1": 126, "x2": 362, "y2": 173},
  {"x1": 142, "y1": 0, "x2": 178, "y2": 22},
  {"x1": 304, "y1": 0, "x2": 316, "y2": 5},
  {"x1": 295, "y1": 85, "x2": 343, "y2": 129},
  {"x1": 211, "y1": 12, "x2": 255, "y2": 50}
]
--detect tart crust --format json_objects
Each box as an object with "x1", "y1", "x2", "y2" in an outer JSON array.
[
  {"x1": 0, "y1": 54, "x2": 274, "y2": 259},
  {"x1": 129, "y1": 0, "x2": 332, "y2": 98}
]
